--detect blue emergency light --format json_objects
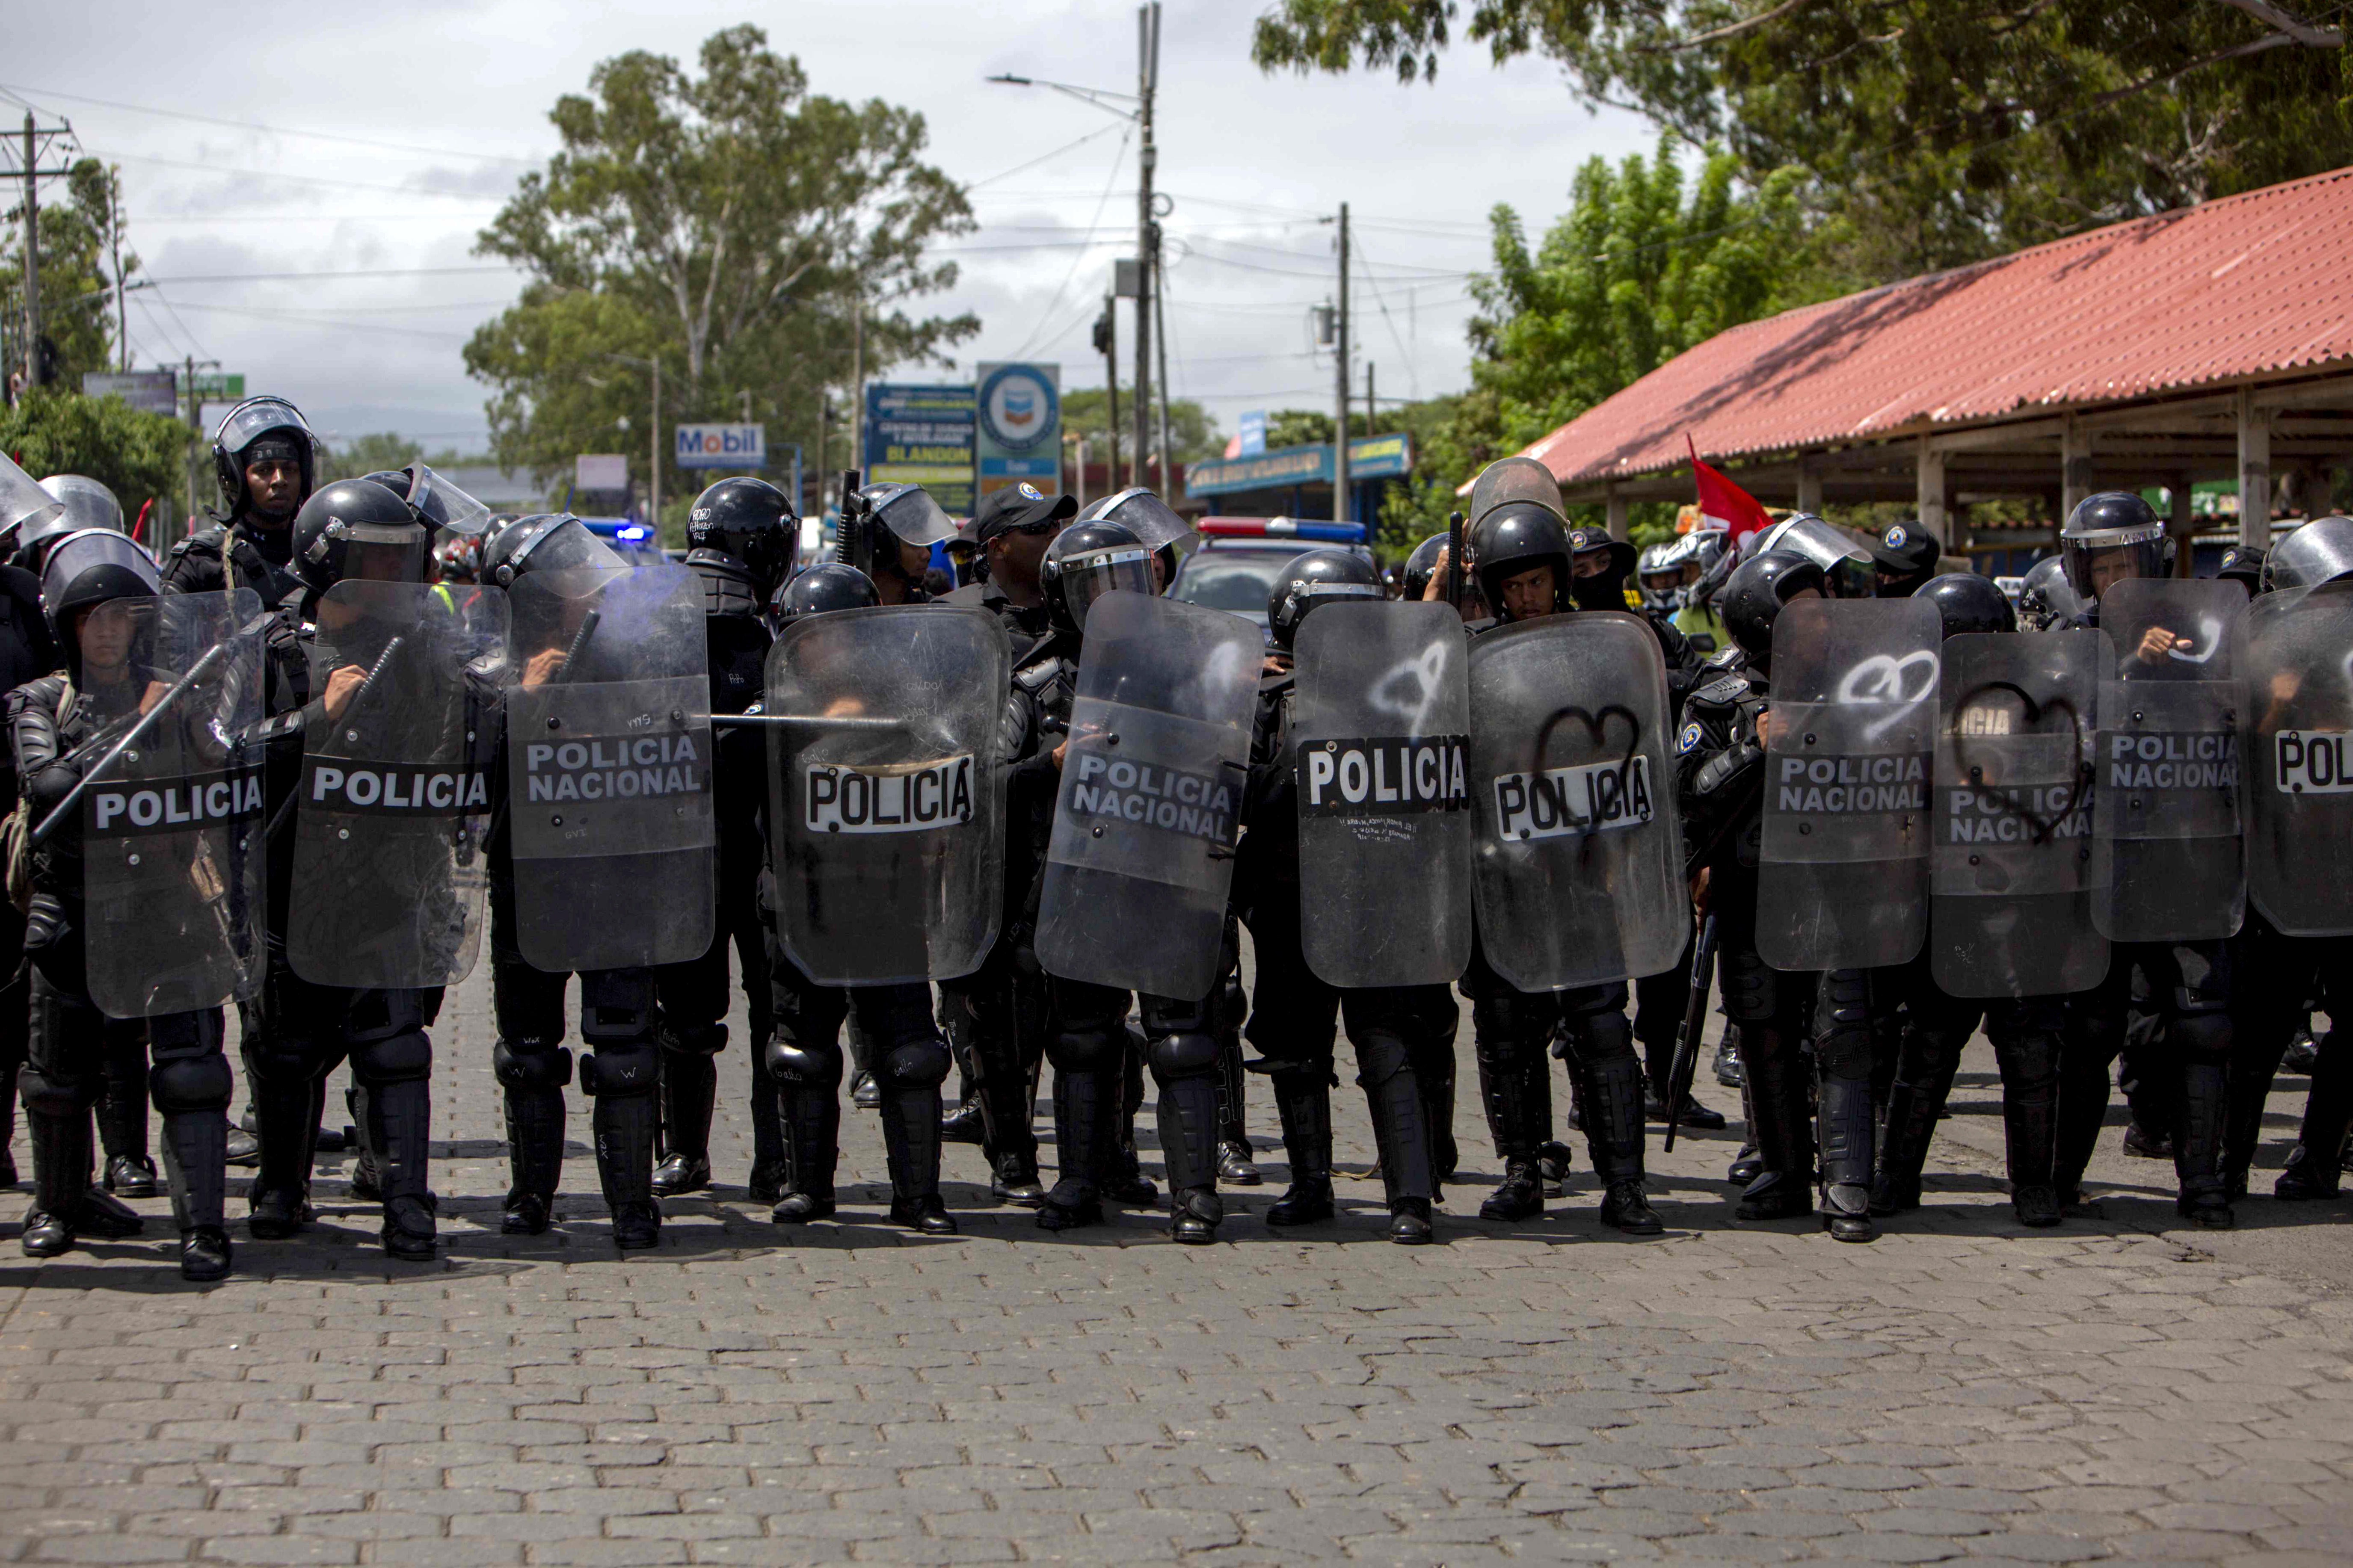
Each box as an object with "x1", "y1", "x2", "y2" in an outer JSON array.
[{"x1": 1197, "y1": 516, "x2": 1366, "y2": 544}]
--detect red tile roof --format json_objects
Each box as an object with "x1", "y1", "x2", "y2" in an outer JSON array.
[{"x1": 1519, "y1": 166, "x2": 2353, "y2": 488}]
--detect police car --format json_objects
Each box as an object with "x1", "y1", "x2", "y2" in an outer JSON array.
[{"x1": 1167, "y1": 517, "x2": 1378, "y2": 634}]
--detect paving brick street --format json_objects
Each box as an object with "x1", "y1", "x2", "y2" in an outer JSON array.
[{"x1": 3, "y1": 954, "x2": 2350, "y2": 1566}]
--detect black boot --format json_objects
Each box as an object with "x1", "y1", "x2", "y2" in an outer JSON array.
[
  {"x1": 97, "y1": 1056, "x2": 151, "y2": 1193},
  {"x1": 1213, "y1": 1032, "x2": 1261, "y2": 1185},
  {"x1": 969, "y1": 1010, "x2": 1042, "y2": 1197},
  {"x1": 592, "y1": 1089, "x2": 661, "y2": 1250},
  {"x1": 1999, "y1": 1033, "x2": 2064, "y2": 1227},
  {"x1": 1871, "y1": 1030, "x2": 1949, "y2": 1216},
  {"x1": 1817, "y1": 1074, "x2": 1877, "y2": 1242},
  {"x1": 20, "y1": 1107, "x2": 89, "y2": 1257},
  {"x1": 772, "y1": 1079, "x2": 840, "y2": 1223},
  {"x1": 1104, "y1": 1032, "x2": 1157, "y2": 1205},
  {"x1": 1474, "y1": 1033, "x2": 1546, "y2": 1221},
  {"x1": 2175, "y1": 1060, "x2": 2233, "y2": 1228},
  {"x1": 1265, "y1": 1068, "x2": 1336, "y2": 1226},
  {"x1": 1581, "y1": 1050, "x2": 1661, "y2": 1236},
  {"x1": 2054, "y1": 1038, "x2": 2114, "y2": 1207},
  {"x1": 1169, "y1": 1184, "x2": 1222, "y2": 1244},
  {"x1": 246, "y1": 1077, "x2": 318, "y2": 1240},
  {"x1": 500, "y1": 1081, "x2": 566, "y2": 1236},
  {"x1": 343, "y1": 1086, "x2": 382, "y2": 1201},
  {"x1": 367, "y1": 1078, "x2": 439, "y2": 1260},
  {"x1": 1642, "y1": 1032, "x2": 1725, "y2": 1130},
  {"x1": 157, "y1": 1104, "x2": 230, "y2": 1268},
  {"x1": 1737, "y1": 1039, "x2": 1814, "y2": 1222},
  {"x1": 747, "y1": 1051, "x2": 786, "y2": 1204},
  {"x1": 1419, "y1": 1035, "x2": 1460, "y2": 1186},
  {"x1": 880, "y1": 1077, "x2": 957, "y2": 1235},
  {"x1": 652, "y1": 1050, "x2": 715, "y2": 1197},
  {"x1": 1713, "y1": 1024, "x2": 1746, "y2": 1089},
  {"x1": 2276, "y1": 1035, "x2": 2350, "y2": 1201},
  {"x1": 1155, "y1": 1068, "x2": 1222, "y2": 1225},
  {"x1": 1037, "y1": 1065, "x2": 1111, "y2": 1230}
]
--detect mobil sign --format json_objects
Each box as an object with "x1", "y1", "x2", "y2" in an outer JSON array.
[{"x1": 674, "y1": 423, "x2": 766, "y2": 470}]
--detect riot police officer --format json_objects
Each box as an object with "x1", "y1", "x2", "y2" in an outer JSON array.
[
  {"x1": 1242, "y1": 549, "x2": 1453, "y2": 1243},
  {"x1": 0, "y1": 457, "x2": 64, "y2": 1194},
  {"x1": 760, "y1": 562, "x2": 959, "y2": 1235},
  {"x1": 649, "y1": 477, "x2": 794, "y2": 1203},
  {"x1": 839, "y1": 481, "x2": 958, "y2": 607},
  {"x1": 1869, "y1": 521, "x2": 1941, "y2": 598},
  {"x1": 11, "y1": 531, "x2": 246, "y2": 1277}
]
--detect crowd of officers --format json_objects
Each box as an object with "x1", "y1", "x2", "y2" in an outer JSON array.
[{"x1": 2, "y1": 394, "x2": 2345, "y2": 1284}]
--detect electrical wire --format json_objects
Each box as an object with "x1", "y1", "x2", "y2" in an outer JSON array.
[
  {"x1": 1008, "y1": 125, "x2": 1132, "y2": 361},
  {"x1": 0, "y1": 82, "x2": 542, "y2": 164}
]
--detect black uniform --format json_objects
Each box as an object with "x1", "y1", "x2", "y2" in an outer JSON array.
[
  {"x1": 0, "y1": 564, "x2": 57, "y2": 1189},
  {"x1": 1625, "y1": 606, "x2": 1717, "y2": 1124},
  {"x1": 2228, "y1": 912, "x2": 2353, "y2": 1199}
]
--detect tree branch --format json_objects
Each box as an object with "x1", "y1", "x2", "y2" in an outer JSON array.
[
  {"x1": 1640, "y1": 0, "x2": 1819, "y2": 54},
  {"x1": 2211, "y1": 0, "x2": 2344, "y2": 47}
]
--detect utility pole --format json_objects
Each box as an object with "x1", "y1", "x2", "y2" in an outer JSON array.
[
  {"x1": 1153, "y1": 227, "x2": 1173, "y2": 496},
  {"x1": 814, "y1": 397, "x2": 827, "y2": 515},
  {"x1": 848, "y1": 285, "x2": 864, "y2": 482},
  {"x1": 1366, "y1": 362, "x2": 1376, "y2": 436},
  {"x1": 1133, "y1": 1, "x2": 1159, "y2": 495},
  {"x1": 180, "y1": 353, "x2": 221, "y2": 533},
  {"x1": 1094, "y1": 294, "x2": 1120, "y2": 491},
  {"x1": 1332, "y1": 201, "x2": 1350, "y2": 525},
  {"x1": 13, "y1": 112, "x2": 77, "y2": 391},
  {"x1": 738, "y1": 388, "x2": 752, "y2": 424},
  {"x1": 649, "y1": 356, "x2": 662, "y2": 526}
]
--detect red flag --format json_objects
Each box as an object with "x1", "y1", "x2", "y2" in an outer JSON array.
[{"x1": 1688, "y1": 435, "x2": 1772, "y2": 544}]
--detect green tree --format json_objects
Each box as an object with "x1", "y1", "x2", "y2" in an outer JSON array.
[
  {"x1": 1059, "y1": 388, "x2": 1223, "y2": 465},
  {"x1": 0, "y1": 385, "x2": 193, "y2": 535},
  {"x1": 465, "y1": 25, "x2": 980, "y2": 509},
  {"x1": 1252, "y1": 2, "x2": 2353, "y2": 281},
  {"x1": 2, "y1": 157, "x2": 136, "y2": 389},
  {"x1": 318, "y1": 433, "x2": 481, "y2": 485}
]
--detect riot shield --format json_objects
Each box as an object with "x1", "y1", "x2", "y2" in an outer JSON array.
[
  {"x1": 503, "y1": 563, "x2": 715, "y2": 974},
  {"x1": 766, "y1": 605, "x2": 1007, "y2": 985},
  {"x1": 1037, "y1": 592, "x2": 1259, "y2": 999},
  {"x1": 2237, "y1": 580, "x2": 2353, "y2": 935},
  {"x1": 288, "y1": 580, "x2": 506, "y2": 989},
  {"x1": 1468, "y1": 612, "x2": 1688, "y2": 991},
  {"x1": 1757, "y1": 597, "x2": 1940, "y2": 971},
  {"x1": 81, "y1": 590, "x2": 269, "y2": 1019},
  {"x1": 2093, "y1": 577, "x2": 2245, "y2": 943},
  {"x1": 1292, "y1": 599, "x2": 1473, "y2": 988},
  {"x1": 1930, "y1": 630, "x2": 2108, "y2": 998}
]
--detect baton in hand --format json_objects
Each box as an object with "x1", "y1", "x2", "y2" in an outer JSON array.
[
  {"x1": 1445, "y1": 509, "x2": 1465, "y2": 611},
  {"x1": 1662, "y1": 912, "x2": 1720, "y2": 1154},
  {"x1": 33, "y1": 609, "x2": 277, "y2": 846}
]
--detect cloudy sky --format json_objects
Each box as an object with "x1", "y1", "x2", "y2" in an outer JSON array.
[{"x1": 8, "y1": 0, "x2": 1654, "y2": 456}]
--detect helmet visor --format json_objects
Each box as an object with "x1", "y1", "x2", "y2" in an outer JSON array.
[
  {"x1": 1467, "y1": 457, "x2": 1563, "y2": 527},
  {"x1": 866, "y1": 484, "x2": 956, "y2": 550},
  {"x1": 0, "y1": 450, "x2": 65, "y2": 541},
  {"x1": 1758, "y1": 515, "x2": 1871, "y2": 575},
  {"x1": 1085, "y1": 488, "x2": 1198, "y2": 553},
  {"x1": 41, "y1": 529, "x2": 160, "y2": 605},
  {"x1": 407, "y1": 464, "x2": 495, "y2": 537},
  {"x1": 2264, "y1": 516, "x2": 2353, "y2": 594},
  {"x1": 214, "y1": 396, "x2": 316, "y2": 459},
  {"x1": 2059, "y1": 523, "x2": 2163, "y2": 600},
  {"x1": 1058, "y1": 544, "x2": 1154, "y2": 633},
  {"x1": 512, "y1": 516, "x2": 625, "y2": 578},
  {"x1": 40, "y1": 475, "x2": 124, "y2": 536}
]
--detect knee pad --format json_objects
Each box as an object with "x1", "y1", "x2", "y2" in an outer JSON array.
[
  {"x1": 883, "y1": 1037, "x2": 951, "y2": 1089},
  {"x1": 1719, "y1": 946, "x2": 1781, "y2": 1026},
  {"x1": 1147, "y1": 1029, "x2": 1220, "y2": 1080},
  {"x1": 1470, "y1": 988, "x2": 1548, "y2": 1054},
  {"x1": 1047, "y1": 1021, "x2": 1120, "y2": 1075},
  {"x1": 17, "y1": 1062, "x2": 95, "y2": 1117},
  {"x1": 660, "y1": 1021, "x2": 728, "y2": 1059},
  {"x1": 150, "y1": 1052, "x2": 234, "y2": 1115},
  {"x1": 1994, "y1": 1029, "x2": 2059, "y2": 1088},
  {"x1": 766, "y1": 1036, "x2": 843, "y2": 1088},
  {"x1": 1351, "y1": 1029, "x2": 1412, "y2": 1089},
  {"x1": 580, "y1": 1039, "x2": 659, "y2": 1098},
  {"x1": 1568, "y1": 1005, "x2": 1634, "y2": 1066},
  {"x1": 351, "y1": 1028, "x2": 433, "y2": 1087},
  {"x1": 148, "y1": 1009, "x2": 226, "y2": 1058},
  {"x1": 493, "y1": 1041, "x2": 573, "y2": 1090},
  {"x1": 581, "y1": 970, "x2": 657, "y2": 1049},
  {"x1": 2170, "y1": 1009, "x2": 2233, "y2": 1066}
]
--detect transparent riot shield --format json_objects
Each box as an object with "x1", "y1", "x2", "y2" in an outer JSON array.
[
  {"x1": 766, "y1": 605, "x2": 1008, "y2": 985},
  {"x1": 1037, "y1": 592, "x2": 1260, "y2": 999},
  {"x1": 288, "y1": 580, "x2": 506, "y2": 989},
  {"x1": 1292, "y1": 599, "x2": 1473, "y2": 988},
  {"x1": 1758, "y1": 597, "x2": 1940, "y2": 971},
  {"x1": 1468, "y1": 612, "x2": 1688, "y2": 991},
  {"x1": 1930, "y1": 630, "x2": 2109, "y2": 998},
  {"x1": 2237, "y1": 580, "x2": 2353, "y2": 935},
  {"x1": 503, "y1": 563, "x2": 715, "y2": 974},
  {"x1": 81, "y1": 590, "x2": 269, "y2": 1018},
  {"x1": 2094, "y1": 577, "x2": 2246, "y2": 943}
]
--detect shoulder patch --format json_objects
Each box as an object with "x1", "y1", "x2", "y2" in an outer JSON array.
[{"x1": 1678, "y1": 720, "x2": 1705, "y2": 754}]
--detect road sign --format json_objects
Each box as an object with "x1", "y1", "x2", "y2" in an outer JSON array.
[
  {"x1": 81, "y1": 371, "x2": 179, "y2": 416},
  {"x1": 864, "y1": 384, "x2": 975, "y2": 515},
  {"x1": 180, "y1": 371, "x2": 244, "y2": 400},
  {"x1": 976, "y1": 363, "x2": 1060, "y2": 501},
  {"x1": 674, "y1": 423, "x2": 765, "y2": 470}
]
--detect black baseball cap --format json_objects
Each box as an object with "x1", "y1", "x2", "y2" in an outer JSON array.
[
  {"x1": 1871, "y1": 520, "x2": 1941, "y2": 576},
  {"x1": 974, "y1": 481, "x2": 1077, "y2": 543}
]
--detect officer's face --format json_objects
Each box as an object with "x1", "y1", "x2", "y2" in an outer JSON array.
[
  {"x1": 2087, "y1": 549, "x2": 2140, "y2": 598},
  {"x1": 75, "y1": 606, "x2": 135, "y2": 675},
  {"x1": 1570, "y1": 550, "x2": 1608, "y2": 580},
  {"x1": 244, "y1": 459, "x2": 301, "y2": 521},
  {"x1": 1500, "y1": 563, "x2": 1557, "y2": 621},
  {"x1": 989, "y1": 521, "x2": 1058, "y2": 589}
]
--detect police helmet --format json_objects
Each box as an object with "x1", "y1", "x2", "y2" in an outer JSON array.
[
  {"x1": 1637, "y1": 541, "x2": 1680, "y2": 610},
  {"x1": 1915, "y1": 570, "x2": 2016, "y2": 639},
  {"x1": 481, "y1": 514, "x2": 623, "y2": 589},
  {"x1": 2261, "y1": 515, "x2": 2353, "y2": 595},
  {"x1": 1467, "y1": 503, "x2": 1571, "y2": 621},
  {"x1": 772, "y1": 562, "x2": 879, "y2": 630},
  {"x1": 2015, "y1": 555, "x2": 2083, "y2": 631},
  {"x1": 1563, "y1": 522, "x2": 1638, "y2": 613},
  {"x1": 2058, "y1": 491, "x2": 2166, "y2": 600},
  {"x1": 290, "y1": 479, "x2": 432, "y2": 595},
  {"x1": 41, "y1": 528, "x2": 161, "y2": 683},
  {"x1": 1040, "y1": 518, "x2": 1152, "y2": 636},
  {"x1": 1720, "y1": 549, "x2": 1826, "y2": 672},
  {"x1": 1466, "y1": 456, "x2": 1564, "y2": 529},
  {"x1": 688, "y1": 477, "x2": 799, "y2": 599},
  {"x1": 212, "y1": 396, "x2": 321, "y2": 520},
  {"x1": 1267, "y1": 549, "x2": 1384, "y2": 648},
  {"x1": 0, "y1": 450, "x2": 65, "y2": 546},
  {"x1": 25, "y1": 474, "x2": 124, "y2": 571},
  {"x1": 1401, "y1": 533, "x2": 1448, "y2": 602}
]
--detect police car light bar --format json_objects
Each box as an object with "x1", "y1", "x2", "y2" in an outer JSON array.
[{"x1": 1198, "y1": 516, "x2": 1366, "y2": 543}]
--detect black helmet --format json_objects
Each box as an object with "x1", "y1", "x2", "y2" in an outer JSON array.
[
  {"x1": 772, "y1": 562, "x2": 878, "y2": 630},
  {"x1": 842, "y1": 481, "x2": 955, "y2": 588},
  {"x1": 41, "y1": 528, "x2": 160, "y2": 683},
  {"x1": 211, "y1": 395, "x2": 321, "y2": 521},
  {"x1": 1915, "y1": 571, "x2": 2016, "y2": 639},
  {"x1": 687, "y1": 476, "x2": 800, "y2": 615},
  {"x1": 2016, "y1": 554, "x2": 2083, "y2": 631},
  {"x1": 1467, "y1": 503, "x2": 1571, "y2": 620},
  {"x1": 0, "y1": 450, "x2": 65, "y2": 549},
  {"x1": 1040, "y1": 518, "x2": 1152, "y2": 635},
  {"x1": 290, "y1": 479, "x2": 431, "y2": 594},
  {"x1": 21, "y1": 474, "x2": 123, "y2": 573},
  {"x1": 1402, "y1": 533, "x2": 1448, "y2": 602},
  {"x1": 1563, "y1": 522, "x2": 1638, "y2": 613},
  {"x1": 2260, "y1": 515, "x2": 2353, "y2": 595},
  {"x1": 482, "y1": 513, "x2": 623, "y2": 589},
  {"x1": 1266, "y1": 548, "x2": 1384, "y2": 648},
  {"x1": 2216, "y1": 542, "x2": 2269, "y2": 596},
  {"x1": 2059, "y1": 491, "x2": 2166, "y2": 600},
  {"x1": 1720, "y1": 549, "x2": 1825, "y2": 672}
]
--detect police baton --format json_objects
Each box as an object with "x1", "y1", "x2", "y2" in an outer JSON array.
[
  {"x1": 1445, "y1": 509, "x2": 1465, "y2": 610},
  {"x1": 1661, "y1": 911, "x2": 1719, "y2": 1154},
  {"x1": 32, "y1": 609, "x2": 279, "y2": 846}
]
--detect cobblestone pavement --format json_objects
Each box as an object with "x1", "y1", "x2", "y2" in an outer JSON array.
[{"x1": 4, "y1": 956, "x2": 2351, "y2": 1565}]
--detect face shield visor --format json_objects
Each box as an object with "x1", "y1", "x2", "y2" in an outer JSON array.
[
  {"x1": 215, "y1": 397, "x2": 320, "y2": 466},
  {"x1": 40, "y1": 475, "x2": 124, "y2": 536},
  {"x1": 406, "y1": 464, "x2": 495, "y2": 537},
  {"x1": 1082, "y1": 488, "x2": 1199, "y2": 553},
  {"x1": 508, "y1": 516, "x2": 625, "y2": 580},
  {"x1": 41, "y1": 528, "x2": 162, "y2": 609},
  {"x1": 2262, "y1": 516, "x2": 2353, "y2": 595},
  {"x1": 1274, "y1": 579, "x2": 1384, "y2": 640},
  {"x1": 0, "y1": 450, "x2": 65, "y2": 543},
  {"x1": 2058, "y1": 522, "x2": 2164, "y2": 601},
  {"x1": 864, "y1": 484, "x2": 957, "y2": 550},
  {"x1": 1467, "y1": 457, "x2": 1564, "y2": 527},
  {"x1": 1755, "y1": 515, "x2": 1872, "y2": 578},
  {"x1": 1055, "y1": 543, "x2": 1154, "y2": 633}
]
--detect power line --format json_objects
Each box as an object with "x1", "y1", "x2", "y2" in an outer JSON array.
[
  {"x1": 81, "y1": 147, "x2": 509, "y2": 199},
  {"x1": 1350, "y1": 240, "x2": 1423, "y2": 399},
  {"x1": 0, "y1": 82, "x2": 542, "y2": 164},
  {"x1": 1010, "y1": 125, "x2": 1132, "y2": 361},
  {"x1": 156, "y1": 298, "x2": 474, "y2": 342},
  {"x1": 139, "y1": 265, "x2": 518, "y2": 284},
  {"x1": 965, "y1": 122, "x2": 1126, "y2": 191}
]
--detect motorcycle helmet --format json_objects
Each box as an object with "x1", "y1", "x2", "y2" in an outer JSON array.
[{"x1": 1266, "y1": 548, "x2": 1384, "y2": 648}]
